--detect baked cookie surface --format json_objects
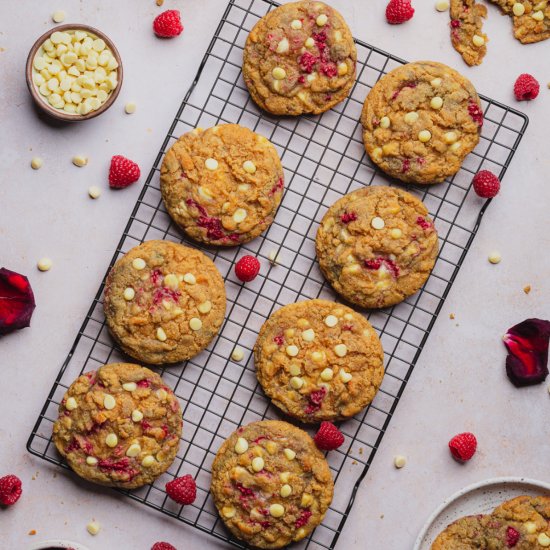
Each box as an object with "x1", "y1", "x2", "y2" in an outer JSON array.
[
  {"x1": 104, "y1": 240, "x2": 226, "y2": 364},
  {"x1": 361, "y1": 61, "x2": 483, "y2": 184},
  {"x1": 315, "y1": 186, "x2": 439, "y2": 309},
  {"x1": 161, "y1": 125, "x2": 284, "y2": 246},
  {"x1": 243, "y1": 1, "x2": 357, "y2": 115},
  {"x1": 488, "y1": 0, "x2": 550, "y2": 44},
  {"x1": 210, "y1": 420, "x2": 334, "y2": 549},
  {"x1": 450, "y1": 0, "x2": 488, "y2": 66},
  {"x1": 254, "y1": 299, "x2": 384, "y2": 422},
  {"x1": 53, "y1": 363, "x2": 182, "y2": 489}
]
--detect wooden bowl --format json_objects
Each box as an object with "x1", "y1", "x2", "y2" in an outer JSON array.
[{"x1": 25, "y1": 24, "x2": 123, "y2": 122}]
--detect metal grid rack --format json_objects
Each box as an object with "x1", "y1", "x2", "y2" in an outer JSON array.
[{"x1": 27, "y1": 0, "x2": 528, "y2": 548}]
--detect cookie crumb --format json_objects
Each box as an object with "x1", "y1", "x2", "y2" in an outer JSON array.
[
  {"x1": 156, "y1": 0, "x2": 164, "y2": 5},
  {"x1": 359, "y1": 447, "x2": 364, "y2": 455},
  {"x1": 28, "y1": 530, "x2": 37, "y2": 536},
  {"x1": 450, "y1": 313, "x2": 455, "y2": 320},
  {"x1": 352, "y1": 460, "x2": 357, "y2": 465},
  {"x1": 523, "y1": 285, "x2": 531, "y2": 294}
]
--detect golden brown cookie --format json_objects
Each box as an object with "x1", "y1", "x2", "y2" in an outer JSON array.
[
  {"x1": 315, "y1": 186, "x2": 439, "y2": 309},
  {"x1": 243, "y1": 1, "x2": 357, "y2": 116},
  {"x1": 487, "y1": 0, "x2": 550, "y2": 44},
  {"x1": 210, "y1": 420, "x2": 334, "y2": 549},
  {"x1": 104, "y1": 240, "x2": 226, "y2": 364},
  {"x1": 160, "y1": 125, "x2": 284, "y2": 246},
  {"x1": 254, "y1": 299, "x2": 384, "y2": 422},
  {"x1": 450, "y1": 0, "x2": 488, "y2": 66},
  {"x1": 361, "y1": 61, "x2": 483, "y2": 185},
  {"x1": 53, "y1": 363, "x2": 182, "y2": 489}
]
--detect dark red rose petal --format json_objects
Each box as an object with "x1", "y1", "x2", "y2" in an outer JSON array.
[
  {"x1": 503, "y1": 318, "x2": 550, "y2": 387},
  {"x1": 0, "y1": 268, "x2": 36, "y2": 336}
]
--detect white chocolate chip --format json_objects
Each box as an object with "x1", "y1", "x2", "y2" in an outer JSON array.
[
  {"x1": 222, "y1": 506, "x2": 236, "y2": 518},
  {"x1": 125, "y1": 101, "x2": 136, "y2": 114},
  {"x1": 103, "y1": 394, "x2": 116, "y2": 410},
  {"x1": 289, "y1": 364, "x2": 301, "y2": 376},
  {"x1": 488, "y1": 251, "x2": 501, "y2": 264},
  {"x1": 340, "y1": 370, "x2": 352, "y2": 383},
  {"x1": 235, "y1": 437, "x2": 249, "y2": 454},
  {"x1": 156, "y1": 327, "x2": 167, "y2": 342},
  {"x1": 65, "y1": 397, "x2": 78, "y2": 410},
  {"x1": 72, "y1": 155, "x2": 88, "y2": 167},
  {"x1": 88, "y1": 186, "x2": 101, "y2": 199},
  {"x1": 379, "y1": 116, "x2": 391, "y2": 129},
  {"x1": 418, "y1": 130, "x2": 432, "y2": 143},
  {"x1": 122, "y1": 382, "x2": 137, "y2": 392},
  {"x1": 513, "y1": 2, "x2": 526, "y2": 15},
  {"x1": 539, "y1": 533, "x2": 550, "y2": 547},
  {"x1": 450, "y1": 141, "x2": 462, "y2": 152},
  {"x1": 189, "y1": 318, "x2": 202, "y2": 331},
  {"x1": 286, "y1": 345, "x2": 299, "y2": 357},
  {"x1": 302, "y1": 328, "x2": 315, "y2": 342},
  {"x1": 126, "y1": 443, "x2": 141, "y2": 457},
  {"x1": 301, "y1": 493, "x2": 313, "y2": 507},
  {"x1": 272, "y1": 67, "x2": 287, "y2": 80},
  {"x1": 334, "y1": 344, "x2": 348, "y2": 357},
  {"x1": 316, "y1": 13, "x2": 328, "y2": 26},
  {"x1": 233, "y1": 208, "x2": 247, "y2": 223},
  {"x1": 141, "y1": 455, "x2": 156, "y2": 467},
  {"x1": 243, "y1": 160, "x2": 256, "y2": 174},
  {"x1": 163, "y1": 273, "x2": 178, "y2": 290},
  {"x1": 268, "y1": 250, "x2": 280, "y2": 264},
  {"x1": 123, "y1": 287, "x2": 135, "y2": 301},
  {"x1": 105, "y1": 433, "x2": 118, "y2": 447},
  {"x1": 280, "y1": 484, "x2": 292, "y2": 498},
  {"x1": 305, "y1": 37, "x2": 315, "y2": 48},
  {"x1": 156, "y1": 389, "x2": 168, "y2": 401},
  {"x1": 205, "y1": 158, "x2": 218, "y2": 171},
  {"x1": 251, "y1": 456, "x2": 265, "y2": 472},
  {"x1": 472, "y1": 34, "x2": 485, "y2": 47},
  {"x1": 430, "y1": 96, "x2": 443, "y2": 110},
  {"x1": 371, "y1": 216, "x2": 385, "y2": 230},
  {"x1": 37, "y1": 257, "x2": 52, "y2": 272},
  {"x1": 435, "y1": 0, "x2": 450, "y2": 10},
  {"x1": 52, "y1": 10, "x2": 66, "y2": 23},
  {"x1": 444, "y1": 131, "x2": 458, "y2": 144},
  {"x1": 404, "y1": 112, "x2": 419, "y2": 125},
  {"x1": 31, "y1": 157, "x2": 43, "y2": 170},
  {"x1": 320, "y1": 368, "x2": 334, "y2": 381},
  {"x1": 337, "y1": 62, "x2": 348, "y2": 76},
  {"x1": 324, "y1": 315, "x2": 338, "y2": 328},
  {"x1": 231, "y1": 347, "x2": 244, "y2": 362},
  {"x1": 132, "y1": 258, "x2": 146, "y2": 270},
  {"x1": 283, "y1": 448, "x2": 296, "y2": 460},
  {"x1": 86, "y1": 521, "x2": 101, "y2": 536},
  {"x1": 532, "y1": 10, "x2": 545, "y2": 20},
  {"x1": 131, "y1": 409, "x2": 143, "y2": 422},
  {"x1": 280, "y1": 472, "x2": 291, "y2": 484},
  {"x1": 524, "y1": 522, "x2": 537, "y2": 534},
  {"x1": 86, "y1": 456, "x2": 98, "y2": 466},
  {"x1": 276, "y1": 38, "x2": 289, "y2": 54},
  {"x1": 291, "y1": 19, "x2": 303, "y2": 29},
  {"x1": 270, "y1": 503, "x2": 285, "y2": 518},
  {"x1": 290, "y1": 376, "x2": 304, "y2": 390},
  {"x1": 394, "y1": 455, "x2": 407, "y2": 468},
  {"x1": 198, "y1": 301, "x2": 212, "y2": 314},
  {"x1": 390, "y1": 228, "x2": 402, "y2": 239},
  {"x1": 311, "y1": 351, "x2": 326, "y2": 363}
]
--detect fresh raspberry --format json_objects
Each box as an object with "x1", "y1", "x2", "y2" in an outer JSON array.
[
  {"x1": 506, "y1": 526, "x2": 520, "y2": 547},
  {"x1": 0, "y1": 475, "x2": 22, "y2": 506},
  {"x1": 513, "y1": 73, "x2": 540, "y2": 101},
  {"x1": 151, "y1": 543, "x2": 177, "y2": 550},
  {"x1": 314, "y1": 421, "x2": 345, "y2": 451},
  {"x1": 235, "y1": 256, "x2": 260, "y2": 283},
  {"x1": 448, "y1": 432, "x2": 477, "y2": 462},
  {"x1": 153, "y1": 10, "x2": 184, "y2": 38},
  {"x1": 165, "y1": 474, "x2": 197, "y2": 505},
  {"x1": 108, "y1": 155, "x2": 141, "y2": 189},
  {"x1": 472, "y1": 170, "x2": 501, "y2": 198},
  {"x1": 386, "y1": 0, "x2": 415, "y2": 24}
]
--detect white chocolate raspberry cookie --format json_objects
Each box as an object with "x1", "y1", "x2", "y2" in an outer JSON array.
[
  {"x1": 243, "y1": 1, "x2": 357, "y2": 115},
  {"x1": 487, "y1": 0, "x2": 550, "y2": 44},
  {"x1": 210, "y1": 420, "x2": 334, "y2": 549},
  {"x1": 254, "y1": 299, "x2": 384, "y2": 422},
  {"x1": 104, "y1": 240, "x2": 226, "y2": 364},
  {"x1": 53, "y1": 363, "x2": 182, "y2": 489}
]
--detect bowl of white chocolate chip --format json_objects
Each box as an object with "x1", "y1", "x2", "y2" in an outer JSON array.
[{"x1": 26, "y1": 24, "x2": 123, "y2": 121}]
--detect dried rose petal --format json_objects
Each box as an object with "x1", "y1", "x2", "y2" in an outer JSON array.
[
  {"x1": 0, "y1": 268, "x2": 36, "y2": 336},
  {"x1": 503, "y1": 318, "x2": 550, "y2": 387}
]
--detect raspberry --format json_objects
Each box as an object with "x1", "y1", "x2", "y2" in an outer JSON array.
[
  {"x1": 0, "y1": 475, "x2": 22, "y2": 506},
  {"x1": 153, "y1": 10, "x2": 184, "y2": 38},
  {"x1": 513, "y1": 73, "x2": 540, "y2": 101},
  {"x1": 235, "y1": 256, "x2": 260, "y2": 282},
  {"x1": 340, "y1": 211, "x2": 357, "y2": 224},
  {"x1": 108, "y1": 155, "x2": 141, "y2": 189},
  {"x1": 386, "y1": 0, "x2": 415, "y2": 24},
  {"x1": 472, "y1": 170, "x2": 501, "y2": 198},
  {"x1": 314, "y1": 421, "x2": 345, "y2": 451},
  {"x1": 151, "y1": 543, "x2": 177, "y2": 550},
  {"x1": 448, "y1": 432, "x2": 477, "y2": 462},
  {"x1": 165, "y1": 474, "x2": 197, "y2": 505},
  {"x1": 506, "y1": 526, "x2": 520, "y2": 548}
]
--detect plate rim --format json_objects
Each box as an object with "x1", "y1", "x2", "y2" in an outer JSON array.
[{"x1": 413, "y1": 476, "x2": 550, "y2": 550}]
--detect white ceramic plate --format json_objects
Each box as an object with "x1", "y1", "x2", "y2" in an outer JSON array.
[{"x1": 414, "y1": 477, "x2": 550, "y2": 550}]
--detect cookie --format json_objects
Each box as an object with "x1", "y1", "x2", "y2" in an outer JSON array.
[
  {"x1": 161, "y1": 125, "x2": 284, "y2": 246},
  {"x1": 210, "y1": 420, "x2": 334, "y2": 549},
  {"x1": 487, "y1": 0, "x2": 550, "y2": 44},
  {"x1": 315, "y1": 186, "x2": 439, "y2": 309},
  {"x1": 104, "y1": 240, "x2": 226, "y2": 364},
  {"x1": 243, "y1": 1, "x2": 357, "y2": 116},
  {"x1": 450, "y1": 0, "x2": 488, "y2": 66},
  {"x1": 361, "y1": 61, "x2": 483, "y2": 185},
  {"x1": 431, "y1": 515, "x2": 491, "y2": 549},
  {"x1": 53, "y1": 363, "x2": 182, "y2": 489},
  {"x1": 254, "y1": 299, "x2": 384, "y2": 422}
]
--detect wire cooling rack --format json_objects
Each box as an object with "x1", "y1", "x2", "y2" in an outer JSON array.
[{"x1": 27, "y1": 0, "x2": 528, "y2": 548}]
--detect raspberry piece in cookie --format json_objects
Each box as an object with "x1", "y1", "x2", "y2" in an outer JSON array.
[{"x1": 450, "y1": 0, "x2": 488, "y2": 66}]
